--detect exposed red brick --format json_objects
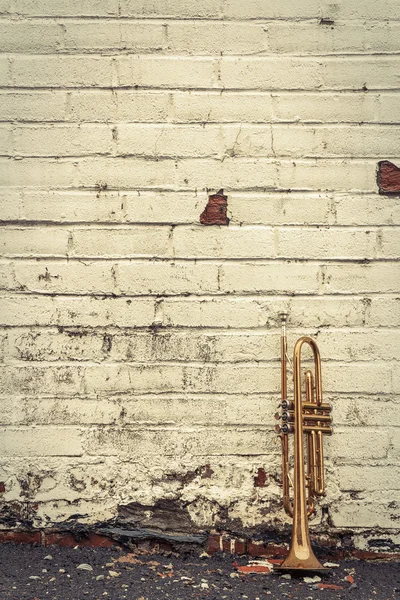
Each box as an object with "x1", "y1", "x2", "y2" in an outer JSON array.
[
  {"x1": 207, "y1": 533, "x2": 221, "y2": 554},
  {"x1": 200, "y1": 189, "x2": 229, "y2": 225},
  {"x1": 45, "y1": 532, "x2": 117, "y2": 548},
  {"x1": 352, "y1": 549, "x2": 400, "y2": 561},
  {"x1": 234, "y1": 539, "x2": 247, "y2": 555},
  {"x1": 0, "y1": 482, "x2": 5, "y2": 493},
  {"x1": 237, "y1": 564, "x2": 271, "y2": 574},
  {"x1": 346, "y1": 574, "x2": 355, "y2": 584},
  {"x1": 0, "y1": 531, "x2": 41, "y2": 544},
  {"x1": 201, "y1": 464, "x2": 214, "y2": 479},
  {"x1": 377, "y1": 160, "x2": 400, "y2": 194},
  {"x1": 318, "y1": 583, "x2": 344, "y2": 590},
  {"x1": 254, "y1": 468, "x2": 267, "y2": 487},
  {"x1": 247, "y1": 541, "x2": 287, "y2": 558}
]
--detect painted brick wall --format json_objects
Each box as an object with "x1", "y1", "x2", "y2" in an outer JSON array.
[{"x1": 0, "y1": 0, "x2": 399, "y2": 552}]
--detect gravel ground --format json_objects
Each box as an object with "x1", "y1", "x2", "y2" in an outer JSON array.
[{"x1": 0, "y1": 544, "x2": 399, "y2": 600}]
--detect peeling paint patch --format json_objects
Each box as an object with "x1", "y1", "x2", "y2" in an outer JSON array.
[
  {"x1": 200, "y1": 189, "x2": 229, "y2": 226},
  {"x1": 377, "y1": 160, "x2": 400, "y2": 195}
]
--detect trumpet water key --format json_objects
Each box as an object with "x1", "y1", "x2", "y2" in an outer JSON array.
[{"x1": 275, "y1": 312, "x2": 332, "y2": 571}]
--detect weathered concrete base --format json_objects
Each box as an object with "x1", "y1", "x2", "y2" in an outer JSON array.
[{"x1": 0, "y1": 525, "x2": 399, "y2": 564}]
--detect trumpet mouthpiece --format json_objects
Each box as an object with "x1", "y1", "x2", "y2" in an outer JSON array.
[{"x1": 279, "y1": 311, "x2": 288, "y2": 323}]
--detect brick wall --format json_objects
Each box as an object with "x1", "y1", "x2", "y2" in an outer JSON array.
[{"x1": 0, "y1": 0, "x2": 399, "y2": 552}]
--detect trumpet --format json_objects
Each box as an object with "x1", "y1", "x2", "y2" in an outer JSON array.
[{"x1": 275, "y1": 312, "x2": 332, "y2": 571}]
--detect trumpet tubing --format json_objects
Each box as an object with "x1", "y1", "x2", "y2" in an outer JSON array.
[{"x1": 275, "y1": 312, "x2": 333, "y2": 571}]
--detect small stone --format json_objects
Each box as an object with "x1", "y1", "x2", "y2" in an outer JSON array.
[
  {"x1": 59, "y1": 569, "x2": 66, "y2": 573},
  {"x1": 349, "y1": 583, "x2": 358, "y2": 590},
  {"x1": 105, "y1": 562, "x2": 114, "y2": 567},
  {"x1": 29, "y1": 576, "x2": 41, "y2": 580},
  {"x1": 164, "y1": 562, "x2": 173, "y2": 570},
  {"x1": 230, "y1": 573, "x2": 240, "y2": 578},
  {"x1": 304, "y1": 575, "x2": 322, "y2": 583},
  {"x1": 96, "y1": 575, "x2": 105, "y2": 581},
  {"x1": 109, "y1": 570, "x2": 120, "y2": 577},
  {"x1": 199, "y1": 551, "x2": 210, "y2": 559},
  {"x1": 77, "y1": 564, "x2": 93, "y2": 571},
  {"x1": 42, "y1": 569, "x2": 47, "y2": 573},
  {"x1": 281, "y1": 574, "x2": 291, "y2": 580},
  {"x1": 44, "y1": 555, "x2": 53, "y2": 560},
  {"x1": 49, "y1": 577, "x2": 56, "y2": 582},
  {"x1": 201, "y1": 582, "x2": 209, "y2": 589},
  {"x1": 323, "y1": 561, "x2": 340, "y2": 568}
]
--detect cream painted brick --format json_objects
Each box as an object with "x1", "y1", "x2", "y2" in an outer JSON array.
[
  {"x1": 273, "y1": 125, "x2": 400, "y2": 158},
  {"x1": 0, "y1": 365, "x2": 84, "y2": 396},
  {"x1": 0, "y1": 56, "x2": 10, "y2": 86},
  {"x1": 0, "y1": 158, "x2": 79, "y2": 188},
  {"x1": 64, "y1": 21, "x2": 165, "y2": 52},
  {"x1": 277, "y1": 227, "x2": 377, "y2": 260},
  {"x1": 326, "y1": 428, "x2": 391, "y2": 460},
  {"x1": 338, "y1": 465, "x2": 400, "y2": 491},
  {"x1": 330, "y1": 501, "x2": 399, "y2": 529},
  {"x1": 220, "y1": 262, "x2": 320, "y2": 294},
  {"x1": 0, "y1": 295, "x2": 155, "y2": 327},
  {"x1": 7, "y1": 190, "x2": 200, "y2": 224},
  {"x1": 117, "y1": 124, "x2": 227, "y2": 159},
  {"x1": 223, "y1": 0, "x2": 319, "y2": 19},
  {"x1": 220, "y1": 57, "x2": 320, "y2": 91},
  {"x1": 83, "y1": 363, "x2": 279, "y2": 395},
  {"x1": 68, "y1": 90, "x2": 169, "y2": 122},
  {"x1": 284, "y1": 296, "x2": 368, "y2": 328},
  {"x1": 71, "y1": 227, "x2": 171, "y2": 258},
  {"x1": 12, "y1": 56, "x2": 115, "y2": 88},
  {"x1": 321, "y1": 0, "x2": 400, "y2": 20},
  {"x1": 275, "y1": 93, "x2": 377, "y2": 124},
  {"x1": 325, "y1": 363, "x2": 393, "y2": 394},
  {"x1": 375, "y1": 94, "x2": 400, "y2": 124},
  {"x1": 0, "y1": 427, "x2": 82, "y2": 457},
  {"x1": 118, "y1": 261, "x2": 219, "y2": 295},
  {"x1": 322, "y1": 263, "x2": 400, "y2": 294},
  {"x1": 119, "y1": 0, "x2": 220, "y2": 18},
  {"x1": 159, "y1": 296, "x2": 368, "y2": 329},
  {"x1": 0, "y1": 0, "x2": 11, "y2": 12},
  {"x1": 229, "y1": 193, "x2": 335, "y2": 226},
  {"x1": 333, "y1": 397, "x2": 400, "y2": 427},
  {"x1": 277, "y1": 160, "x2": 377, "y2": 192},
  {"x1": 367, "y1": 297, "x2": 400, "y2": 327},
  {"x1": 13, "y1": 0, "x2": 119, "y2": 17},
  {"x1": 173, "y1": 226, "x2": 275, "y2": 258},
  {"x1": 171, "y1": 92, "x2": 274, "y2": 124},
  {"x1": 0, "y1": 92, "x2": 66, "y2": 122},
  {"x1": 0, "y1": 331, "x2": 7, "y2": 362},
  {"x1": 14, "y1": 125, "x2": 113, "y2": 157},
  {"x1": 7, "y1": 329, "x2": 280, "y2": 363},
  {"x1": 322, "y1": 57, "x2": 400, "y2": 91},
  {"x1": 0, "y1": 228, "x2": 69, "y2": 257},
  {"x1": 378, "y1": 229, "x2": 400, "y2": 258},
  {"x1": 76, "y1": 157, "x2": 177, "y2": 189},
  {"x1": 166, "y1": 21, "x2": 268, "y2": 55},
  {"x1": 0, "y1": 125, "x2": 12, "y2": 155},
  {"x1": 220, "y1": 57, "x2": 400, "y2": 91},
  {"x1": 389, "y1": 429, "x2": 400, "y2": 459},
  {"x1": 334, "y1": 195, "x2": 400, "y2": 226},
  {"x1": 316, "y1": 330, "x2": 400, "y2": 362},
  {"x1": 118, "y1": 56, "x2": 217, "y2": 89},
  {"x1": 176, "y1": 158, "x2": 278, "y2": 189},
  {"x1": 0, "y1": 21, "x2": 63, "y2": 53},
  {"x1": 267, "y1": 22, "x2": 400, "y2": 55},
  {"x1": 123, "y1": 192, "x2": 201, "y2": 224},
  {"x1": 85, "y1": 426, "x2": 274, "y2": 458},
  {"x1": 11, "y1": 261, "x2": 118, "y2": 295},
  {"x1": 1, "y1": 396, "x2": 123, "y2": 425},
  {"x1": 160, "y1": 297, "x2": 268, "y2": 328},
  {"x1": 20, "y1": 191, "x2": 126, "y2": 223}
]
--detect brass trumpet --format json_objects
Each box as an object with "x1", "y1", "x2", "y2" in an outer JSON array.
[{"x1": 275, "y1": 312, "x2": 332, "y2": 571}]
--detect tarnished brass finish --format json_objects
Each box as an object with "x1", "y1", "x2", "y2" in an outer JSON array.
[{"x1": 276, "y1": 312, "x2": 332, "y2": 571}]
